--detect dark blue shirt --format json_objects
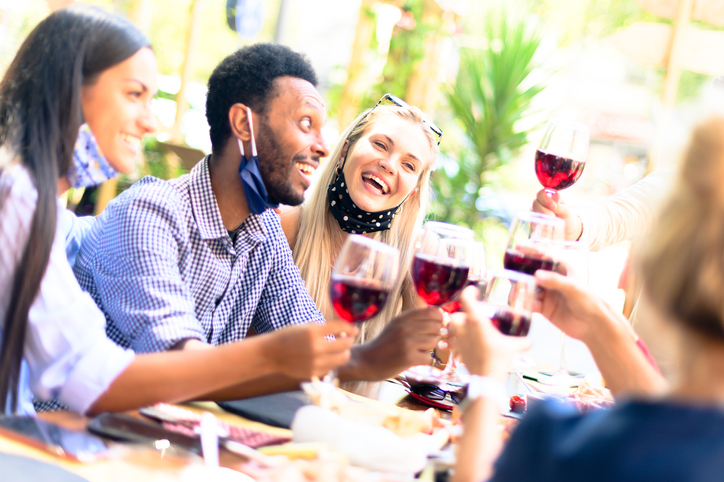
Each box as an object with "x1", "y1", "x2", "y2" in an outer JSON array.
[{"x1": 492, "y1": 399, "x2": 724, "y2": 482}]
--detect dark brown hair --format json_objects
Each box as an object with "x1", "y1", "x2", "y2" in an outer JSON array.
[{"x1": 0, "y1": 6, "x2": 149, "y2": 412}]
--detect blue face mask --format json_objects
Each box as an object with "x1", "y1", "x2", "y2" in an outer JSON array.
[
  {"x1": 67, "y1": 123, "x2": 117, "y2": 188},
  {"x1": 238, "y1": 107, "x2": 278, "y2": 215}
]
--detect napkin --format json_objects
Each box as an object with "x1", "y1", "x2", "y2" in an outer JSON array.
[{"x1": 291, "y1": 405, "x2": 427, "y2": 475}]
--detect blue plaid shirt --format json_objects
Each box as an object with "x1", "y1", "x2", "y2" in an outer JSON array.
[{"x1": 74, "y1": 157, "x2": 324, "y2": 353}]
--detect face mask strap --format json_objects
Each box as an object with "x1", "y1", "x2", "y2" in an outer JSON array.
[
  {"x1": 238, "y1": 107, "x2": 258, "y2": 159},
  {"x1": 247, "y1": 106, "x2": 257, "y2": 157}
]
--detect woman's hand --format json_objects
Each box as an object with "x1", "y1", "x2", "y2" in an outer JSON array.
[
  {"x1": 534, "y1": 270, "x2": 620, "y2": 343},
  {"x1": 532, "y1": 189, "x2": 582, "y2": 241},
  {"x1": 449, "y1": 287, "x2": 530, "y2": 380}
]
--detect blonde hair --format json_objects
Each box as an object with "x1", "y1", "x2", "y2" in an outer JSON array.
[
  {"x1": 294, "y1": 105, "x2": 438, "y2": 343},
  {"x1": 642, "y1": 116, "x2": 724, "y2": 341}
]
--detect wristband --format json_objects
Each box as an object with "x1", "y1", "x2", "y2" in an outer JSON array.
[{"x1": 458, "y1": 375, "x2": 506, "y2": 413}]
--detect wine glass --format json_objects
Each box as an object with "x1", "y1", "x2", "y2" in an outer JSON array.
[
  {"x1": 439, "y1": 240, "x2": 486, "y2": 381},
  {"x1": 535, "y1": 118, "x2": 589, "y2": 194},
  {"x1": 441, "y1": 241, "x2": 486, "y2": 314},
  {"x1": 326, "y1": 235, "x2": 400, "y2": 382},
  {"x1": 412, "y1": 221, "x2": 474, "y2": 307},
  {"x1": 539, "y1": 240, "x2": 590, "y2": 387},
  {"x1": 504, "y1": 212, "x2": 565, "y2": 276},
  {"x1": 479, "y1": 269, "x2": 537, "y2": 337}
]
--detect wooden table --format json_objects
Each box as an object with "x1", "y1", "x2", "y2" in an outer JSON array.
[
  {"x1": 0, "y1": 401, "x2": 291, "y2": 481},
  {"x1": 0, "y1": 385, "x2": 440, "y2": 481}
]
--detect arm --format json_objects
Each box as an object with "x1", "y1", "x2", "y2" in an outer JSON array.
[
  {"x1": 534, "y1": 270, "x2": 667, "y2": 396},
  {"x1": 89, "y1": 321, "x2": 356, "y2": 414},
  {"x1": 533, "y1": 170, "x2": 672, "y2": 251},
  {"x1": 449, "y1": 288, "x2": 531, "y2": 482}
]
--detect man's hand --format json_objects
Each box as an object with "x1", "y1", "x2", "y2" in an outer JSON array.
[
  {"x1": 534, "y1": 270, "x2": 621, "y2": 343},
  {"x1": 350, "y1": 307, "x2": 444, "y2": 381},
  {"x1": 266, "y1": 321, "x2": 357, "y2": 379},
  {"x1": 449, "y1": 287, "x2": 531, "y2": 380},
  {"x1": 532, "y1": 189, "x2": 582, "y2": 241}
]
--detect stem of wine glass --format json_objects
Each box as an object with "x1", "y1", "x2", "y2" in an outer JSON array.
[{"x1": 543, "y1": 187, "x2": 558, "y2": 197}]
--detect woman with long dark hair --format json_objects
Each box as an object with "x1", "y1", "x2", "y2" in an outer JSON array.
[{"x1": 0, "y1": 5, "x2": 354, "y2": 415}]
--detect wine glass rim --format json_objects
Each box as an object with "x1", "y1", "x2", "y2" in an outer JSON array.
[
  {"x1": 545, "y1": 118, "x2": 590, "y2": 131},
  {"x1": 513, "y1": 211, "x2": 566, "y2": 227},
  {"x1": 486, "y1": 268, "x2": 537, "y2": 286},
  {"x1": 344, "y1": 233, "x2": 399, "y2": 255},
  {"x1": 423, "y1": 220, "x2": 475, "y2": 238}
]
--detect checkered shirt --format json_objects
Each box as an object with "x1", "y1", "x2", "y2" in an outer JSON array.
[{"x1": 74, "y1": 156, "x2": 324, "y2": 353}]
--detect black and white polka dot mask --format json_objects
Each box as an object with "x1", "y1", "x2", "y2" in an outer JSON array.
[{"x1": 327, "y1": 170, "x2": 401, "y2": 234}]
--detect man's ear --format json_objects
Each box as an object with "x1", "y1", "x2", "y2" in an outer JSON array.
[
  {"x1": 229, "y1": 103, "x2": 253, "y2": 142},
  {"x1": 338, "y1": 140, "x2": 350, "y2": 169}
]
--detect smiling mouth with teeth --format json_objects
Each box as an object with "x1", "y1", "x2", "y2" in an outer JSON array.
[
  {"x1": 362, "y1": 173, "x2": 389, "y2": 194},
  {"x1": 296, "y1": 162, "x2": 316, "y2": 175}
]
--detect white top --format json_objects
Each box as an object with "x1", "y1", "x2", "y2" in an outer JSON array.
[
  {"x1": 573, "y1": 170, "x2": 672, "y2": 251},
  {"x1": 0, "y1": 163, "x2": 135, "y2": 415}
]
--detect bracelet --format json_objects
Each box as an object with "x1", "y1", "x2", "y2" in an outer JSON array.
[
  {"x1": 458, "y1": 375, "x2": 506, "y2": 413},
  {"x1": 430, "y1": 349, "x2": 446, "y2": 369}
]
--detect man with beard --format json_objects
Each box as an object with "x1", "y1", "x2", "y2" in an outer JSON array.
[
  {"x1": 73, "y1": 44, "x2": 424, "y2": 399},
  {"x1": 73, "y1": 44, "x2": 345, "y2": 391}
]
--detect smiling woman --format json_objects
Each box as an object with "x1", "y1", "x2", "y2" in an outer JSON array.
[
  {"x1": 80, "y1": 48, "x2": 158, "y2": 175},
  {"x1": 279, "y1": 100, "x2": 444, "y2": 388}
]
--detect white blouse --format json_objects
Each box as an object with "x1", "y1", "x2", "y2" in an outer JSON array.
[{"x1": 0, "y1": 163, "x2": 134, "y2": 415}]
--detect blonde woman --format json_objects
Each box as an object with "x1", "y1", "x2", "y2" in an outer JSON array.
[{"x1": 279, "y1": 95, "x2": 445, "y2": 384}]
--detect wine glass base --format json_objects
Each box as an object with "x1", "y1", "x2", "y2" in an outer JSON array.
[{"x1": 537, "y1": 370, "x2": 583, "y2": 388}]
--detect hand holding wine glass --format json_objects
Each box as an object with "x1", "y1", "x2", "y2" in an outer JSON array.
[
  {"x1": 535, "y1": 118, "x2": 589, "y2": 193},
  {"x1": 327, "y1": 235, "x2": 399, "y2": 383},
  {"x1": 504, "y1": 212, "x2": 564, "y2": 276}
]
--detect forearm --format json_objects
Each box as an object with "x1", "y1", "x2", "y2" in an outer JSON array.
[
  {"x1": 583, "y1": 306, "x2": 667, "y2": 397},
  {"x1": 454, "y1": 397, "x2": 503, "y2": 482},
  {"x1": 88, "y1": 336, "x2": 279, "y2": 414},
  {"x1": 196, "y1": 373, "x2": 304, "y2": 401}
]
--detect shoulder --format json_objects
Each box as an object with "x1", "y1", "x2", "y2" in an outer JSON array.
[
  {"x1": 101, "y1": 175, "x2": 189, "y2": 228},
  {"x1": 276, "y1": 205, "x2": 302, "y2": 250}
]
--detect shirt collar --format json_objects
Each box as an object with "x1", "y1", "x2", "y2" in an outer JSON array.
[{"x1": 189, "y1": 156, "x2": 267, "y2": 242}]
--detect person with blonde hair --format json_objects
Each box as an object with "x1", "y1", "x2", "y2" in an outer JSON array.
[
  {"x1": 450, "y1": 116, "x2": 724, "y2": 482},
  {"x1": 280, "y1": 95, "x2": 446, "y2": 383}
]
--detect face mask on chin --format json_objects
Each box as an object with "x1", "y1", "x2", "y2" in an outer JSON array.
[
  {"x1": 67, "y1": 123, "x2": 117, "y2": 188},
  {"x1": 238, "y1": 106, "x2": 279, "y2": 215},
  {"x1": 326, "y1": 156, "x2": 404, "y2": 234}
]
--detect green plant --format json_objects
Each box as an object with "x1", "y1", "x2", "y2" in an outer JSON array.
[{"x1": 433, "y1": 9, "x2": 548, "y2": 230}]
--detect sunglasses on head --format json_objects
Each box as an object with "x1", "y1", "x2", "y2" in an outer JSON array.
[
  {"x1": 366, "y1": 93, "x2": 443, "y2": 146},
  {"x1": 408, "y1": 383, "x2": 465, "y2": 405}
]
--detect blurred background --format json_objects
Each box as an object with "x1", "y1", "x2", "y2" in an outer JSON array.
[{"x1": 5, "y1": 0, "x2": 724, "y2": 329}]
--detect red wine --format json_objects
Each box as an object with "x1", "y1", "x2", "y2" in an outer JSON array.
[
  {"x1": 329, "y1": 275, "x2": 390, "y2": 323},
  {"x1": 489, "y1": 308, "x2": 532, "y2": 337},
  {"x1": 412, "y1": 254, "x2": 469, "y2": 306},
  {"x1": 504, "y1": 249, "x2": 558, "y2": 275},
  {"x1": 440, "y1": 277, "x2": 485, "y2": 313},
  {"x1": 535, "y1": 150, "x2": 585, "y2": 190}
]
